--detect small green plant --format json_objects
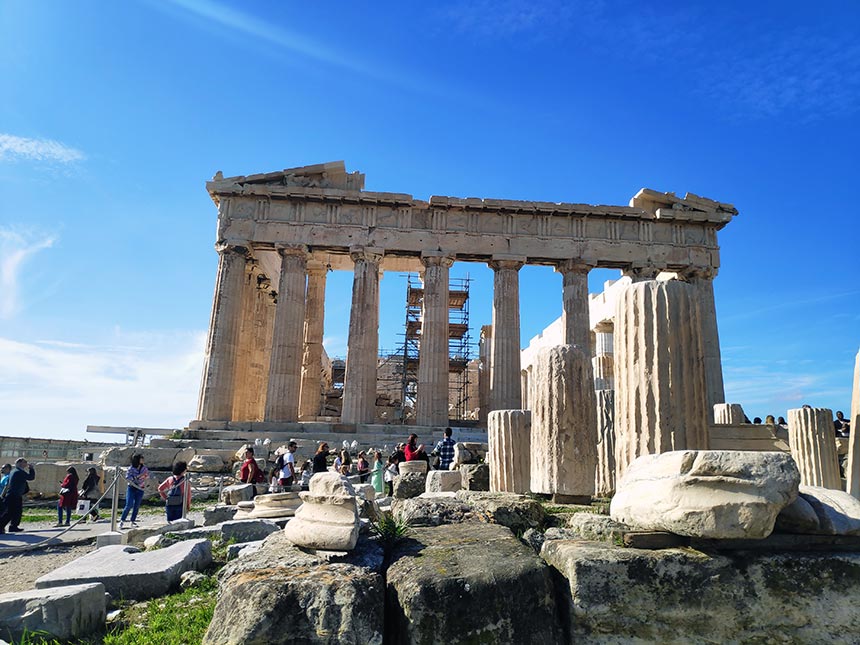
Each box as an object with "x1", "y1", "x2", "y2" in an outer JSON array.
[{"x1": 369, "y1": 511, "x2": 410, "y2": 549}]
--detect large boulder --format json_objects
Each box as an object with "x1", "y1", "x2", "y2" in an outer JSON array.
[
  {"x1": 610, "y1": 450, "x2": 800, "y2": 538},
  {"x1": 398, "y1": 460, "x2": 428, "y2": 475},
  {"x1": 203, "y1": 505, "x2": 238, "y2": 526},
  {"x1": 0, "y1": 583, "x2": 105, "y2": 642},
  {"x1": 283, "y1": 472, "x2": 360, "y2": 551},
  {"x1": 777, "y1": 486, "x2": 860, "y2": 535},
  {"x1": 393, "y1": 472, "x2": 425, "y2": 499},
  {"x1": 35, "y1": 539, "x2": 212, "y2": 601},
  {"x1": 426, "y1": 470, "x2": 462, "y2": 493},
  {"x1": 454, "y1": 490, "x2": 546, "y2": 533},
  {"x1": 542, "y1": 539, "x2": 860, "y2": 643},
  {"x1": 386, "y1": 523, "x2": 561, "y2": 644},
  {"x1": 221, "y1": 483, "x2": 255, "y2": 505},
  {"x1": 204, "y1": 532, "x2": 384, "y2": 645},
  {"x1": 188, "y1": 454, "x2": 227, "y2": 472},
  {"x1": 220, "y1": 519, "x2": 280, "y2": 544}
]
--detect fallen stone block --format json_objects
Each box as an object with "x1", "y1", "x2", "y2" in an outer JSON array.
[
  {"x1": 220, "y1": 519, "x2": 280, "y2": 544},
  {"x1": 386, "y1": 523, "x2": 560, "y2": 644},
  {"x1": 283, "y1": 472, "x2": 360, "y2": 551},
  {"x1": 392, "y1": 495, "x2": 476, "y2": 527},
  {"x1": 226, "y1": 539, "x2": 264, "y2": 560},
  {"x1": 188, "y1": 453, "x2": 226, "y2": 472},
  {"x1": 460, "y1": 463, "x2": 490, "y2": 491},
  {"x1": 777, "y1": 485, "x2": 860, "y2": 535},
  {"x1": 455, "y1": 490, "x2": 546, "y2": 533},
  {"x1": 0, "y1": 583, "x2": 105, "y2": 643},
  {"x1": 426, "y1": 470, "x2": 461, "y2": 493},
  {"x1": 610, "y1": 450, "x2": 800, "y2": 538},
  {"x1": 393, "y1": 472, "x2": 425, "y2": 499},
  {"x1": 122, "y1": 517, "x2": 195, "y2": 545},
  {"x1": 36, "y1": 539, "x2": 213, "y2": 601},
  {"x1": 398, "y1": 460, "x2": 427, "y2": 475},
  {"x1": 204, "y1": 504, "x2": 238, "y2": 526},
  {"x1": 221, "y1": 483, "x2": 255, "y2": 505}
]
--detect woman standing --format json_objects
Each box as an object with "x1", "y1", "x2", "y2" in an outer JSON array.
[
  {"x1": 371, "y1": 451, "x2": 385, "y2": 495},
  {"x1": 239, "y1": 447, "x2": 265, "y2": 497},
  {"x1": 312, "y1": 443, "x2": 331, "y2": 474},
  {"x1": 357, "y1": 451, "x2": 370, "y2": 483},
  {"x1": 158, "y1": 461, "x2": 191, "y2": 522},
  {"x1": 56, "y1": 466, "x2": 79, "y2": 527},
  {"x1": 120, "y1": 454, "x2": 149, "y2": 529},
  {"x1": 79, "y1": 467, "x2": 101, "y2": 522}
]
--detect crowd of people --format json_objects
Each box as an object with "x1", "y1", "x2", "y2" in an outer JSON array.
[{"x1": 745, "y1": 409, "x2": 852, "y2": 438}]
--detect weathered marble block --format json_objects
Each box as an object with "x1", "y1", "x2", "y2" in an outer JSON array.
[
  {"x1": 610, "y1": 450, "x2": 800, "y2": 539},
  {"x1": 594, "y1": 390, "x2": 615, "y2": 497},
  {"x1": 241, "y1": 491, "x2": 302, "y2": 520},
  {"x1": 529, "y1": 345, "x2": 597, "y2": 497},
  {"x1": 398, "y1": 460, "x2": 428, "y2": 475},
  {"x1": 426, "y1": 470, "x2": 462, "y2": 493},
  {"x1": 777, "y1": 485, "x2": 860, "y2": 535},
  {"x1": 221, "y1": 483, "x2": 255, "y2": 506},
  {"x1": 788, "y1": 406, "x2": 841, "y2": 489},
  {"x1": 714, "y1": 403, "x2": 746, "y2": 425},
  {"x1": 488, "y1": 409, "x2": 531, "y2": 494},
  {"x1": 282, "y1": 472, "x2": 359, "y2": 551}
]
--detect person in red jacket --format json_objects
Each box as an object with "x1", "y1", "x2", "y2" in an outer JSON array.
[
  {"x1": 403, "y1": 433, "x2": 429, "y2": 463},
  {"x1": 239, "y1": 447, "x2": 266, "y2": 497},
  {"x1": 57, "y1": 466, "x2": 79, "y2": 527}
]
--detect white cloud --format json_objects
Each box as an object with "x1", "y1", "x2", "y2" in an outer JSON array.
[
  {"x1": 0, "y1": 229, "x2": 57, "y2": 319},
  {"x1": 0, "y1": 331, "x2": 206, "y2": 440},
  {"x1": 0, "y1": 134, "x2": 85, "y2": 163}
]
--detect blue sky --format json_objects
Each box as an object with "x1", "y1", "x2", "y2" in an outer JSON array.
[{"x1": 1, "y1": 0, "x2": 858, "y2": 440}]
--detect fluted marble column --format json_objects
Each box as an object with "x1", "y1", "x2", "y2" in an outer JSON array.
[
  {"x1": 713, "y1": 403, "x2": 746, "y2": 425},
  {"x1": 595, "y1": 389, "x2": 615, "y2": 497},
  {"x1": 614, "y1": 279, "x2": 709, "y2": 478},
  {"x1": 197, "y1": 242, "x2": 250, "y2": 422},
  {"x1": 684, "y1": 267, "x2": 726, "y2": 420},
  {"x1": 233, "y1": 268, "x2": 273, "y2": 421},
  {"x1": 488, "y1": 409, "x2": 531, "y2": 494},
  {"x1": 248, "y1": 282, "x2": 276, "y2": 420},
  {"x1": 478, "y1": 325, "x2": 492, "y2": 425},
  {"x1": 489, "y1": 258, "x2": 524, "y2": 412},
  {"x1": 788, "y1": 406, "x2": 841, "y2": 489},
  {"x1": 341, "y1": 247, "x2": 383, "y2": 424},
  {"x1": 846, "y1": 350, "x2": 860, "y2": 498},
  {"x1": 230, "y1": 261, "x2": 257, "y2": 420},
  {"x1": 264, "y1": 245, "x2": 308, "y2": 422},
  {"x1": 592, "y1": 321, "x2": 614, "y2": 391},
  {"x1": 298, "y1": 262, "x2": 327, "y2": 420},
  {"x1": 556, "y1": 260, "x2": 592, "y2": 355},
  {"x1": 416, "y1": 255, "x2": 453, "y2": 427},
  {"x1": 530, "y1": 345, "x2": 597, "y2": 500}
]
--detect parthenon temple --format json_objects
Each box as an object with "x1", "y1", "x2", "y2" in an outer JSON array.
[{"x1": 193, "y1": 161, "x2": 737, "y2": 434}]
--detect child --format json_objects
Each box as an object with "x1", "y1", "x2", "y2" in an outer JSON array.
[
  {"x1": 383, "y1": 454, "x2": 399, "y2": 497},
  {"x1": 299, "y1": 460, "x2": 313, "y2": 490}
]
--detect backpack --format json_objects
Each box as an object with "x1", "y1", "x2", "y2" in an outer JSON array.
[{"x1": 166, "y1": 476, "x2": 185, "y2": 507}]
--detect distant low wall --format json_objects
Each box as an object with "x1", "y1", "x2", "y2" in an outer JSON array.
[{"x1": 0, "y1": 436, "x2": 120, "y2": 463}]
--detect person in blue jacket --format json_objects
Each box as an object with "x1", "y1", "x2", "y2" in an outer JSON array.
[{"x1": 0, "y1": 458, "x2": 36, "y2": 533}]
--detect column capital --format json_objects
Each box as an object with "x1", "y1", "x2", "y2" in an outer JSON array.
[
  {"x1": 306, "y1": 259, "x2": 328, "y2": 275},
  {"x1": 593, "y1": 320, "x2": 614, "y2": 334},
  {"x1": 420, "y1": 254, "x2": 455, "y2": 269},
  {"x1": 215, "y1": 240, "x2": 250, "y2": 257},
  {"x1": 555, "y1": 259, "x2": 594, "y2": 275},
  {"x1": 349, "y1": 246, "x2": 384, "y2": 264},
  {"x1": 489, "y1": 255, "x2": 525, "y2": 272},
  {"x1": 275, "y1": 243, "x2": 309, "y2": 259},
  {"x1": 623, "y1": 263, "x2": 661, "y2": 281},
  {"x1": 681, "y1": 265, "x2": 718, "y2": 281}
]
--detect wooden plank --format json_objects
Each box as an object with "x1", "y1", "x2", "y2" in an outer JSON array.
[{"x1": 623, "y1": 532, "x2": 689, "y2": 549}]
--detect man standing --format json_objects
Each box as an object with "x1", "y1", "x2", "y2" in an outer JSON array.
[
  {"x1": 0, "y1": 458, "x2": 36, "y2": 533},
  {"x1": 433, "y1": 427, "x2": 457, "y2": 471}
]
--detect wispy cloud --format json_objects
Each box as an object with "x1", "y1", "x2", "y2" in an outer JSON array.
[
  {"x1": 0, "y1": 228, "x2": 57, "y2": 319},
  {"x1": 0, "y1": 134, "x2": 85, "y2": 163},
  {"x1": 0, "y1": 331, "x2": 206, "y2": 439},
  {"x1": 162, "y1": 0, "x2": 424, "y2": 93}
]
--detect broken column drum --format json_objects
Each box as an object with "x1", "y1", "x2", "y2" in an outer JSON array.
[
  {"x1": 614, "y1": 279, "x2": 709, "y2": 478},
  {"x1": 488, "y1": 409, "x2": 531, "y2": 494},
  {"x1": 713, "y1": 403, "x2": 746, "y2": 425},
  {"x1": 530, "y1": 345, "x2": 598, "y2": 498},
  {"x1": 787, "y1": 406, "x2": 841, "y2": 490}
]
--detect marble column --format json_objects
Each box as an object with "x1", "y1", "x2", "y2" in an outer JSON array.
[
  {"x1": 595, "y1": 389, "x2": 615, "y2": 497},
  {"x1": 556, "y1": 260, "x2": 592, "y2": 356},
  {"x1": 684, "y1": 267, "x2": 726, "y2": 420},
  {"x1": 233, "y1": 267, "x2": 273, "y2": 421},
  {"x1": 847, "y1": 349, "x2": 860, "y2": 498},
  {"x1": 530, "y1": 345, "x2": 597, "y2": 501},
  {"x1": 197, "y1": 241, "x2": 250, "y2": 422},
  {"x1": 614, "y1": 279, "x2": 709, "y2": 478},
  {"x1": 248, "y1": 282, "x2": 276, "y2": 420},
  {"x1": 230, "y1": 261, "x2": 257, "y2": 420},
  {"x1": 416, "y1": 255, "x2": 453, "y2": 427},
  {"x1": 713, "y1": 403, "x2": 746, "y2": 425},
  {"x1": 488, "y1": 409, "x2": 531, "y2": 494},
  {"x1": 478, "y1": 325, "x2": 492, "y2": 425},
  {"x1": 592, "y1": 321, "x2": 614, "y2": 391},
  {"x1": 264, "y1": 245, "x2": 308, "y2": 422},
  {"x1": 298, "y1": 262, "x2": 328, "y2": 420},
  {"x1": 489, "y1": 258, "x2": 524, "y2": 412},
  {"x1": 341, "y1": 247, "x2": 383, "y2": 424},
  {"x1": 788, "y1": 406, "x2": 841, "y2": 490}
]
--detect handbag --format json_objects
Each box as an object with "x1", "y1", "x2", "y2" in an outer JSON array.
[
  {"x1": 59, "y1": 487, "x2": 70, "y2": 495},
  {"x1": 166, "y1": 476, "x2": 185, "y2": 507}
]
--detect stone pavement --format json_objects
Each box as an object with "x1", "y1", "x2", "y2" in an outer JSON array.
[{"x1": 0, "y1": 515, "x2": 184, "y2": 552}]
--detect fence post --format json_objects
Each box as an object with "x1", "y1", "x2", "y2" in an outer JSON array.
[{"x1": 110, "y1": 466, "x2": 121, "y2": 531}]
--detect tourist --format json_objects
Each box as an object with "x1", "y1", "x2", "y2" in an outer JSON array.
[
  {"x1": 120, "y1": 453, "x2": 149, "y2": 529},
  {"x1": 56, "y1": 466, "x2": 79, "y2": 527},
  {"x1": 432, "y1": 427, "x2": 456, "y2": 471},
  {"x1": 79, "y1": 467, "x2": 101, "y2": 522},
  {"x1": 0, "y1": 463, "x2": 11, "y2": 497},
  {"x1": 0, "y1": 458, "x2": 36, "y2": 534},
  {"x1": 333, "y1": 449, "x2": 352, "y2": 474},
  {"x1": 371, "y1": 450, "x2": 384, "y2": 495},
  {"x1": 778, "y1": 416, "x2": 788, "y2": 426},
  {"x1": 835, "y1": 411, "x2": 851, "y2": 437},
  {"x1": 339, "y1": 463, "x2": 351, "y2": 481},
  {"x1": 313, "y1": 443, "x2": 331, "y2": 474},
  {"x1": 158, "y1": 461, "x2": 191, "y2": 522},
  {"x1": 753, "y1": 417, "x2": 762, "y2": 424},
  {"x1": 357, "y1": 451, "x2": 370, "y2": 483},
  {"x1": 404, "y1": 433, "x2": 428, "y2": 462},
  {"x1": 299, "y1": 460, "x2": 313, "y2": 489},
  {"x1": 383, "y1": 454, "x2": 399, "y2": 497},
  {"x1": 282, "y1": 441, "x2": 298, "y2": 486},
  {"x1": 393, "y1": 443, "x2": 406, "y2": 463},
  {"x1": 239, "y1": 447, "x2": 266, "y2": 497},
  {"x1": 765, "y1": 415, "x2": 776, "y2": 426}
]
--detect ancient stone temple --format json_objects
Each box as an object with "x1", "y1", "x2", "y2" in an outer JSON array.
[{"x1": 194, "y1": 161, "x2": 736, "y2": 432}]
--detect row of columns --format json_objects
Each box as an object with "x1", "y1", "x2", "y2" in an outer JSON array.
[{"x1": 197, "y1": 242, "x2": 723, "y2": 429}]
